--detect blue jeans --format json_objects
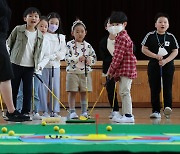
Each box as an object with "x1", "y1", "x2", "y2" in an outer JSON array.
[{"x1": 16, "y1": 74, "x2": 41, "y2": 113}]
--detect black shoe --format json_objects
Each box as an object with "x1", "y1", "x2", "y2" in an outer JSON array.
[{"x1": 6, "y1": 110, "x2": 30, "y2": 122}]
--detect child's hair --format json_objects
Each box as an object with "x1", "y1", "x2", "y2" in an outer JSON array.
[
  {"x1": 23, "y1": 7, "x2": 41, "y2": 18},
  {"x1": 71, "y1": 18, "x2": 86, "y2": 32},
  {"x1": 47, "y1": 12, "x2": 64, "y2": 34},
  {"x1": 104, "y1": 17, "x2": 110, "y2": 27},
  {"x1": 109, "y1": 11, "x2": 128, "y2": 24},
  {"x1": 154, "y1": 12, "x2": 169, "y2": 22},
  {"x1": 39, "y1": 16, "x2": 48, "y2": 24}
]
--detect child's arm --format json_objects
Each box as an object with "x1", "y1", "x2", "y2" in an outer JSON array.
[
  {"x1": 86, "y1": 45, "x2": 97, "y2": 66},
  {"x1": 6, "y1": 26, "x2": 18, "y2": 54},
  {"x1": 36, "y1": 38, "x2": 51, "y2": 71},
  {"x1": 159, "y1": 49, "x2": 178, "y2": 66},
  {"x1": 55, "y1": 35, "x2": 67, "y2": 61},
  {"x1": 142, "y1": 45, "x2": 163, "y2": 60}
]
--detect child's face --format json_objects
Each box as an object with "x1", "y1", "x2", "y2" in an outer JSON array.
[
  {"x1": 72, "y1": 25, "x2": 86, "y2": 42},
  {"x1": 48, "y1": 18, "x2": 59, "y2": 33},
  {"x1": 24, "y1": 12, "x2": 40, "y2": 28},
  {"x1": 155, "y1": 17, "x2": 169, "y2": 34},
  {"x1": 37, "y1": 20, "x2": 48, "y2": 34}
]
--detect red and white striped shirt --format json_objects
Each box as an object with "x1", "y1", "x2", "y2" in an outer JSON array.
[{"x1": 108, "y1": 30, "x2": 137, "y2": 81}]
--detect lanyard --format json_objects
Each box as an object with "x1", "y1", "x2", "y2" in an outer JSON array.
[
  {"x1": 156, "y1": 31, "x2": 166, "y2": 48},
  {"x1": 75, "y1": 41, "x2": 86, "y2": 56}
]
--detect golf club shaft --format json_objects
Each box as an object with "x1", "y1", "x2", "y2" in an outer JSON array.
[
  {"x1": 51, "y1": 66, "x2": 54, "y2": 115},
  {"x1": 160, "y1": 66, "x2": 164, "y2": 109}
]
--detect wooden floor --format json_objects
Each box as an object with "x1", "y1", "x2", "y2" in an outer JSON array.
[{"x1": 0, "y1": 108, "x2": 180, "y2": 125}]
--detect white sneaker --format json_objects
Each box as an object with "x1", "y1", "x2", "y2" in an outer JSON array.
[
  {"x1": 164, "y1": 107, "x2": 172, "y2": 118},
  {"x1": 112, "y1": 115, "x2": 134, "y2": 123},
  {"x1": 109, "y1": 111, "x2": 122, "y2": 119},
  {"x1": 80, "y1": 112, "x2": 89, "y2": 118},
  {"x1": 69, "y1": 112, "x2": 79, "y2": 119},
  {"x1": 32, "y1": 113, "x2": 42, "y2": 120},
  {"x1": 150, "y1": 112, "x2": 161, "y2": 118},
  {"x1": 42, "y1": 112, "x2": 50, "y2": 118},
  {"x1": 51, "y1": 112, "x2": 61, "y2": 117}
]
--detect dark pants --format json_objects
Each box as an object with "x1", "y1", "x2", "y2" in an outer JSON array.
[
  {"x1": 106, "y1": 77, "x2": 119, "y2": 111},
  {"x1": 148, "y1": 61, "x2": 174, "y2": 113},
  {"x1": 11, "y1": 64, "x2": 34, "y2": 114}
]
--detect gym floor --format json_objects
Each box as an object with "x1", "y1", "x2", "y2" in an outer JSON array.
[{"x1": 0, "y1": 107, "x2": 180, "y2": 124}]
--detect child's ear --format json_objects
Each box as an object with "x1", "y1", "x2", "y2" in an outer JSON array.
[
  {"x1": 123, "y1": 22, "x2": 127, "y2": 27},
  {"x1": 23, "y1": 17, "x2": 27, "y2": 22}
]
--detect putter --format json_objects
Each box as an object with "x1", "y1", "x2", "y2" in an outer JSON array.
[
  {"x1": 34, "y1": 73, "x2": 70, "y2": 114},
  {"x1": 79, "y1": 57, "x2": 88, "y2": 120}
]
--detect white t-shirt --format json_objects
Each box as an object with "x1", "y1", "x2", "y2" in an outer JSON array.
[
  {"x1": 107, "y1": 38, "x2": 115, "y2": 56},
  {"x1": 20, "y1": 30, "x2": 37, "y2": 67}
]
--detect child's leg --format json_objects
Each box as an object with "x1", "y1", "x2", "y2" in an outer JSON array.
[
  {"x1": 49, "y1": 68, "x2": 60, "y2": 113},
  {"x1": 16, "y1": 81, "x2": 23, "y2": 112},
  {"x1": 68, "y1": 92, "x2": 76, "y2": 113},
  {"x1": 119, "y1": 77, "x2": 132, "y2": 115},
  {"x1": 33, "y1": 75, "x2": 41, "y2": 113},
  {"x1": 21, "y1": 67, "x2": 34, "y2": 114},
  {"x1": 106, "y1": 77, "x2": 119, "y2": 111},
  {"x1": 80, "y1": 92, "x2": 87, "y2": 113},
  {"x1": 38, "y1": 68, "x2": 50, "y2": 113}
]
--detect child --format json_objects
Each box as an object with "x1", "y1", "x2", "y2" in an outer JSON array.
[
  {"x1": 99, "y1": 17, "x2": 121, "y2": 119},
  {"x1": 16, "y1": 16, "x2": 50, "y2": 120},
  {"x1": 0, "y1": 0, "x2": 29, "y2": 122},
  {"x1": 38, "y1": 12, "x2": 67, "y2": 117},
  {"x1": 107, "y1": 11, "x2": 137, "y2": 123},
  {"x1": 7, "y1": 7, "x2": 43, "y2": 119},
  {"x1": 65, "y1": 19, "x2": 97, "y2": 119},
  {"x1": 141, "y1": 12, "x2": 179, "y2": 119}
]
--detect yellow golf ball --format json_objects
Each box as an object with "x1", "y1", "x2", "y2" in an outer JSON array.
[
  {"x1": 106, "y1": 125, "x2": 112, "y2": 131},
  {"x1": 41, "y1": 121, "x2": 46, "y2": 126},
  {"x1": 1, "y1": 127, "x2": 7, "y2": 133},
  {"x1": 8, "y1": 130, "x2": 15, "y2": 136},
  {"x1": 59, "y1": 128, "x2": 65, "y2": 134},
  {"x1": 53, "y1": 126, "x2": 59, "y2": 131}
]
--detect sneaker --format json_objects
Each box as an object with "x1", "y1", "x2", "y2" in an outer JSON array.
[
  {"x1": 80, "y1": 112, "x2": 89, "y2": 118},
  {"x1": 69, "y1": 112, "x2": 79, "y2": 119},
  {"x1": 50, "y1": 112, "x2": 61, "y2": 117},
  {"x1": 32, "y1": 113, "x2": 42, "y2": 120},
  {"x1": 164, "y1": 107, "x2": 172, "y2": 118},
  {"x1": 6, "y1": 110, "x2": 30, "y2": 122},
  {"x1": 109, "y1": 111, "x2": 122, "y2": 119},
  {"x1": 112, "y1": 115, "x2": 134, "y2": 123},
  {"x1": 42, "y1": 112, "x2": 50, "y2": 117},
  {"x1": 150, "y1": 112, "x2": 161, "y2": 118}
]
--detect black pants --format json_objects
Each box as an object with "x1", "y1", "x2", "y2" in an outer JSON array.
[
  {"x1": 148, "y1": 61, "x2": 174, "y2": 113},
  {"x1": 11, "y1": 64, "x2": 34, "y2": 114},
  {"x1": 106, "y1": 77, "x2": 119, "y2": 111}
]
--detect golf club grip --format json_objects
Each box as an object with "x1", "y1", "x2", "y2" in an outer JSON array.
[
  {"x1": 34, "y1": 73, "x2": 43, "y2": 83},
  {"x1": 52, "y1": 66, "x2": 54, "y2": 77},
  {"x1": 84, "y1": 57, "x2": 87, "y2": 77}
]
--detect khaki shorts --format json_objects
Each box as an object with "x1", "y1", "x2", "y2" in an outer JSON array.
[{"x1": 66, "y1": 73, "x2": 92, "y2": 92}]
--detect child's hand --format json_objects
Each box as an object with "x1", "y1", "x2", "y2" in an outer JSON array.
[
  {"x1": 155, "y1": 54, "x2": 163, "y2": 60},
  {"x1": 79, "y1": 56, "x2": 85, "y2": 62},
  {"x1": 159, "y1": 59, "x2": 167, "y2": 66},
  {"x1": 86, "y1": 57, "x2": 91, "y2": 65}
]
